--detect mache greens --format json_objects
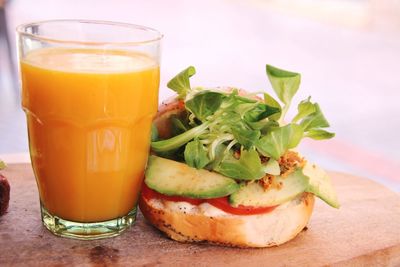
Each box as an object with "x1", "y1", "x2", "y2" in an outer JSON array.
[
  {"x1": 151, "y1": 65, "x2": 334, "y2": 180},
  {"x1": 0, "y1": 160, "x2": 6, "y2": 170}
]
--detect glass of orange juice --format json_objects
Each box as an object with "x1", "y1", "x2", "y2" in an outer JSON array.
[{"x1": 17, "y1": 20, "x2": 162, "y2": 239}]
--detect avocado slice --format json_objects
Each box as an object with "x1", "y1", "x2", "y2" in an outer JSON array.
[
  {"x1": 303, "y1": 163, "x2": 340, "y2": 208},
  {"x1": 145, "y1": 155, "x2": 239, "y2": 199},
  {"x1": 229, "y1": 163, "x2": 340, "y2": 208},
  {"x1": 229, "y1": 170, "x2": 308, "y2": 207}
]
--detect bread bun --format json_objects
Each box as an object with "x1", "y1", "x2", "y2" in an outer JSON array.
[
  {"x1": 140, "y1": 193, "x2": 314, "y2": 247},
  {"x1": 140, "y1": 90, "x2": 315, "y2": 247}
]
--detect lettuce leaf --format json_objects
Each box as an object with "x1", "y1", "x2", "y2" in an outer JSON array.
[
  {"x1": 215, "y1": 149, "x2": 265, "y2": 180},
  {"x1": 231, "y1": 123, "x2": 261, "y2": 150},
  {"x1": 256, "y1": 124, "x2": 303, "y2": 160},
  {"x1": 0, "y1": 160, "x2": 6, "y2": 170},
  {"x1": 305, "y1": 129, "x2": 335, "y2": 140},
  {"x1": 184, "y1": 139, "x2": 210, "y2": 169},
  {"x1": 167, "y1": 66, "x2": 196, "y2": 99},
  {"x1": 185, "y1": 91, "x2": 225, "y2": 121},
  {"x1": 300, "y1": 103, "x2": 330, "y2": 131},
  {"x1": 292, "y1": 96, "x2": 316, "y2": 123},
  {"x1": 151, "y1": 122, "x2": 210, "y2": 152},
  {"x1": 266, "y1": 64, "x2": 301, "y2": 106},
  {"x1": 157, "y1": 64, "x2": 334, "y2": 176},
  {"x1": 264, "y1": 92, "x2": 282, "y2": 121}
]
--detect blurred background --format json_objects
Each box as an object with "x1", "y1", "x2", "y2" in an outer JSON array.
[{"x1": 1, "y1": 0, "x2": 399, "y2": 191}]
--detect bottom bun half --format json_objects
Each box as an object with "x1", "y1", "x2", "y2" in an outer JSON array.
[{"x1": 139, "y1": 193, "x2": 315, "y2": 248}]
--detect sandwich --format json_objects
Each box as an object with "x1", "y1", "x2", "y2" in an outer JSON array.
[{"x1": 139, "y1": 65, "x2": 339, "y2": 247}]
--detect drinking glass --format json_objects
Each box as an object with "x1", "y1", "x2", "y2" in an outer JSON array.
[{"x1": 17, "y1": 20, "x2": 162, "y2": 239}]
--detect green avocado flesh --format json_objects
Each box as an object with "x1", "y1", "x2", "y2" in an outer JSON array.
[
  {"x1": 145, "y1": 155, "x2": 339, "y2": 208},
  {"x1": 229, "y1": 169, "x2": 308, "y2": 207},
  {"x1": 145, "y1": 155, "x2": 239, "y2": 199},
  {"x1": 303, "y1": 163, "x2": 340, "y2": 208},
  {"x1": 229, "y1": 163, "x2": 340, "y2": 208}
]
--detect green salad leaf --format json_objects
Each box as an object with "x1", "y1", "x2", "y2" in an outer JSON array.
[
  {"x1": 170, "y1": 114, "x2": 189, "y2": 136},
  {"x1": 151, "y1": 64, "x2": 334, "y2": 180},
  {"x1": 231, "y1": 123, "x2": 261, "y2": 150},
  {"x1": 263, "y1": 93, "x2": 282, "y2": 120},
  {"x1": 256, "y1": 124, "x2": 303, "y2": 160},
  {"x1": 215, "y1": 149, "x2": 265, "y2": 180},
  {"x1": 0, "y1": 160, "x2": 6, "y2": 170},
  {"x1": 292, "y1": 96, "x2": 315, "y2": 123},
  {"x1": 266, "y1": 64, "x2": 301, "y2": 122},
  {"x1": 151, "y1": 122, "x2": 210, "y2": 152},
  {"x1": 291, "y1": 97, "x2": 335, "y2": 140},
  {"x1": 208, "y1": 143, "x2": 228, "y2": 170},
  {"x1": 266, "y1": 64, "x2": 301, "y2": 105},
  {"x1": 185, "y1": 91, "x2": 225, "y2": 121},
  {"x1": 248, "y1": 119, "x2": 279, "y2": 134},
  {"x1": 167, "y1": 66, "x2": 196, "y2": 99},
  {"x1": 184, "y1": 139, "x2": 210, "y2": 169},
  {"x1": 300, "y1": 103, "x2": 330, "y2": 131},
  {"x1": 305, "y1": 129, "x2": 335, "y2": 140},
  {"x1": 243, "y1": 103, "x2": 280, "y2": 123}
]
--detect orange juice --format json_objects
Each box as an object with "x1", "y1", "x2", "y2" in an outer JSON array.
[{"x1": 21, "y1": 47, "x2": 159, "y2": 222}]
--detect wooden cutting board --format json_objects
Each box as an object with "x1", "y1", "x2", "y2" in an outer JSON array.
[{"x1": 0, "y1": 164, "x2": 400, "y2": 267}]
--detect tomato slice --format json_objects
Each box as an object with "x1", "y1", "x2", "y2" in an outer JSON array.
[
  {"x1": 206, "y1": 197, "x2": 277, "y2": 215},
  {"x1": 141, "y1": 183, "x2": 277, "y2": 215}
]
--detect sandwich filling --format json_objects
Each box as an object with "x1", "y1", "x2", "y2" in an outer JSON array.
[{"x1": 143, "y1": 65, "x2": 339, "y2": 216}]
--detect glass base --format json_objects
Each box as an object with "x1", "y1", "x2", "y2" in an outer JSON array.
[{"x1": 40, "y1": 204, "x2": 136, "y2": 240}]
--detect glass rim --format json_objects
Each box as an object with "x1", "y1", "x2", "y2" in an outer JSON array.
[{"x1": 16, "y1": 19, "x2": 163, "y2": 46}]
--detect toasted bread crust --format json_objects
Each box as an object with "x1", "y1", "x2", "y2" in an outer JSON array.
[{"x1": 139, "y1": 193, "x2": 314, "y2": 248}]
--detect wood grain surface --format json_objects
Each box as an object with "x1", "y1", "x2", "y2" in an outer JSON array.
[{"x1": 0, "y1": 164, "x2": 400, "y2": 267}]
